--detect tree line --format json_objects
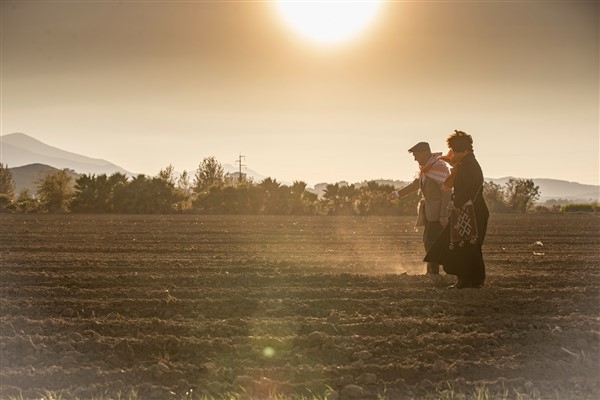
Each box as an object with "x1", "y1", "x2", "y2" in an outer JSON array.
[{"x1": 0, "y1": 159, "x2": 544, "y2": 215}]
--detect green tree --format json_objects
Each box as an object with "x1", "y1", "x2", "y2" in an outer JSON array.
[
  {"x1": 193, "y1": 186, "x2": 227, "y2": 214},
  {"x1": 355, "y1": 181, "x2": 399, "y2": 216},
  {"x1": 15, "y1": 190, "x2": 37, "y2": 213},
  {"x1": 0, "y1": 194, "x2": 14, "y2": 213},
  {"x1": 151, "y1": 175, "x2": 183, "y2": 213},
  {"x1": 71, "y1": 174, "x2": 107, "y2": 212},
  {"x1": 505, "y1": 178, "x2": 541, "y2": 213},
  {"x1": 193, "y1": 157, "x2": 224, "y2": 194},
  {"x1": 289, "y1": 181, "x2": 317, "y2": 215},
  {"x1": 71, "y1": 174, "x2": 99, "y2": 212},
  {"x1": 259, "y1": 178, "x2": 290, "y2": 214},
  {"x1": 245, "y1": 184, "x2": 268, "y2": 214},
  {"x1": 176, "y1": 170, "x2": 194, "y2": 212},
  {"x1": 322, "y1": 183, "x2": 340, "y2": 215},
  {"x1": 71, "y1": 173, "x2": 128, "y2": 213},
  {"x1": 155, "y1": 164, "x2": 191, "y2": 212},
  {"x1": 177, "y1": 170, "x2": 191, "y2": 193},
  {"x1": 36, "y1": 169, "x2": 74, "y2": 212},
  {"x1": 154, "y1": 167, "x2": 185, "y2": 213},
  {"x1": 157, "y1": 164, "x2": 176, "y2": 186},
  {"x1": 107, "y1": 173, "x2": 129, "y2": 204},
  {"x1": 483, "y1": 180, "x2": 508, "y2": 213},
  {"x1": 321, "y1": 183, "x2": 357, "y2": 215},
  {"x1": 113, "y1": 174, "x2": 182, "y2": 214},
  {"x1": 113, "y1": 175, "x2": 147, "y2": 213},
  {"x1": 0, "y1": 163, "x2": 16, "y2": 201},
  {"x1": 388, "y1": 186, "x2": 420, "y2": 216}
]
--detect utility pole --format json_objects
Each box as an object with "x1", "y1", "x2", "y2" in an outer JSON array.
[{"x1": 235, "y1": 153, "x2": 246, "y2": 183}]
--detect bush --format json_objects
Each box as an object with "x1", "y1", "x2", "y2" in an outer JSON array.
[
  {"x1": 0, "y1": 194, "x2": 15, "y2": 213},
  {"x1": 560, "y1": 203, "x2": 599, "y2": 213},
  {"x1": 532, "y1": 205, "x2": 555, "y2": 214}
]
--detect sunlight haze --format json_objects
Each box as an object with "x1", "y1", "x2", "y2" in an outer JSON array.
[
  {"x1": 274, "y1": 1, "x2": 384, "y2": 45},
  {"x1": 1, "y1": 1, "x2": 598, "y2": 186}
]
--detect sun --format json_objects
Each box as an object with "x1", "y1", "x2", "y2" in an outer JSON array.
[{"x1": 274, "y1": 1, "x2": 384, "y2": 46}]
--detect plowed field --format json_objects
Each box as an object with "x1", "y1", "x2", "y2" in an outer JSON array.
[{"x1": 1, "y1": 214, "x2": 599, "y2": 399}]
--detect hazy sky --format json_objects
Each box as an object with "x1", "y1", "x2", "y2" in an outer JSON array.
[{"x1": 2, "y1": 1, "x2": 598, "y2": 186}]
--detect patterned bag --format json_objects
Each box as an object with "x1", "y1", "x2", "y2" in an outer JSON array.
[{"x1": 449, "y1": 200, "x2": 478, "y2": 250}]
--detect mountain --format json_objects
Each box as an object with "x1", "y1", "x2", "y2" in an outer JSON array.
[
  {"x1": 1, "y1": 132, "x2": 133, "y2": 176},
  {"x1": 9, "y1": 164, "x2": 81, "y2": 196},
  {"x1": 223, "y1": 163, "x2": 269, "y2": 184},
  {"x1": 487, "y1": 177, "x2": 599, "y2": 202},
  {"x1": 2, "y1": 133, "x2": 597, "y2": 202}
]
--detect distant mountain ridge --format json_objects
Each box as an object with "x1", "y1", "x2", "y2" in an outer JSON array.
[
  {"x1": 2, "y1": 133, "x2": 598, "y2": 201},
  {"x1": 1, "y1": 132, "x2": 133, "y2": 176},
  {"x1": 221, "y1": 164, "x2": 268, "y2": 184},
  {"x1": 486, "y1": 177, "x2": 599, "y2": 202}
]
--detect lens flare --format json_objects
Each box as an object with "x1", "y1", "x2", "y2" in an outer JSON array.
[
  {"x1": 262, "y1": 346, "x2": 276, "y2": 358},
  {"x1": 275, "y1": 1, "x2": 384, "y2": 45}
]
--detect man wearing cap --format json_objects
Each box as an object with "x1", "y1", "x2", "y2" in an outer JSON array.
[{"x1": 390, "y1": 142, "x2": 451, "y2": 275}]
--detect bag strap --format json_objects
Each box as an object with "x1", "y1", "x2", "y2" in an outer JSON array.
[{"x1": 473, "y1": 185, "x2": 483, "y2": 201}]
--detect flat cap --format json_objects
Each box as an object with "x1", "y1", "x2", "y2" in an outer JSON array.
[{"x1": 408, "y1": 142, "x2": 431, "y2": 153}]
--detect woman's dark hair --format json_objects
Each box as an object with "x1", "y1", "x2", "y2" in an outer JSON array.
[{"x1": 447, "y1": 130, "x2": 474, "y2": 153}]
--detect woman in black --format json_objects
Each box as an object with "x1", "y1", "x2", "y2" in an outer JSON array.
[{"x1": 424, "y1": 130, "x2": 489, "y2": 289}]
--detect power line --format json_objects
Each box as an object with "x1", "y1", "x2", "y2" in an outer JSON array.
[{"x1": 235, "y1": 153, "x2": 246, "y2": 182}]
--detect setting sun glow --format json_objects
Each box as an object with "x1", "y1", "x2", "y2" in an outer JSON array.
[{"x1": 275, "y1": 1, "x2": 383, "y2": 45}]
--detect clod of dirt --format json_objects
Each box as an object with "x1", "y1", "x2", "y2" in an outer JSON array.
[
  {"x1": 340, "y1": 384, "x2": 366, "y2": 399},
  {"x1": 307, "y1": 331, "x2": 325, "y2": 346},
  {"x1": 407, "y1": 328, "x2": 419, "y2": 337},
  {"x1": 432, "y1": 359, "x2": 447, "y2": 373},
  {"x1": 356, "y1": 373, "x2": 377, "y2": 385},
  {"x1": 327, "y1": 311, "x2": 341, "y2": 324},
  {"x1": 233, "y1": 375, "x2": 254, "y2": 389},
  {"x1": 338, "y1": 375, "x2": 354, "y2": 386},
  {"x1": 353, "y1": 350, "x2": 372, "y2": 360},
  {"x1": 383, "y1": 319, "x2": 395, "y2": 328},
  {"x1": 61, "y1": 308, "x2": 75, "y2": 318},
  {"x1": 351, "y1": 359, "x2": 364, "y2": 368}
]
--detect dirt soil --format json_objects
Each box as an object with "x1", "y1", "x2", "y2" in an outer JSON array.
[{"x1": 1, "y1": 214, "x2": 599, "y2": 399}]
